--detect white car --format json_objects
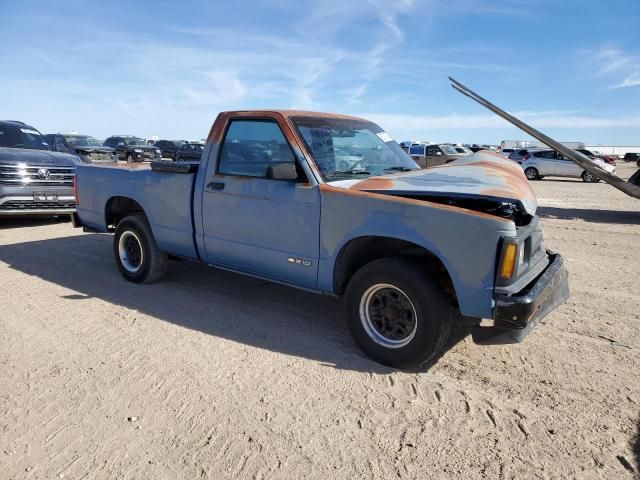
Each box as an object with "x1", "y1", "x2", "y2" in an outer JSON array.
[{"x1": 521, "y1": 149, "x2": 616, "y2": 182}]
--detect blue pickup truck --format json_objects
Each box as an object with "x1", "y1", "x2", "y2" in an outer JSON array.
[{"x1": 73, "y1": 110, "x2": 569, "y2": 368}]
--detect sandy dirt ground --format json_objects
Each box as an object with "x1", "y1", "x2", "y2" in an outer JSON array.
[{"x1": 1, "y1": 162, "x2": 639, "y2": 479}]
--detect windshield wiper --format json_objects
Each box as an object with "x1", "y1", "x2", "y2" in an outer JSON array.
[
  {"x1": 329, "y1": 169, "x2": 371, "y2": 177},
  {"x1": 384, "y1": 166, "x2": 416, "y2": 172}
]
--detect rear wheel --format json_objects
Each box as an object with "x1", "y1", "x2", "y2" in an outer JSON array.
[
  {"x1": 113, "y1": 215, "x2": 167, "y2": 283},
  {"x1": 344, "y1": 258, "x2": 454, "y2": 369},
  {"x1": 524, "y1": 167, "x2": 539, "y2": 180},
  {"x1": 582, "y1": 171, "x2": 598, "y2": 183}
]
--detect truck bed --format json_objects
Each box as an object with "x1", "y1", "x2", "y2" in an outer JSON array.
[{"x1": 75, "y1": 162, "x2": 200, "y2": 259}]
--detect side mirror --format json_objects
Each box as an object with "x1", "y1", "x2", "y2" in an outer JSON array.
[{"x1": 266, "y1": 162, "x2": 298, "y2": 181}]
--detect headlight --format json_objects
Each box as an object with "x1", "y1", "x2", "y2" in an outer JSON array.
[
  {"x1": 155, "y1": 149, "x2": 161, "y2": 155},
  {"x1": 134, "y1": 148, "x2": 142, "y2": 153}
]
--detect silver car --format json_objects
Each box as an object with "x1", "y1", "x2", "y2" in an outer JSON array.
[{"x1": 521, "y1": 149, "x2": 616, "y2": 182}]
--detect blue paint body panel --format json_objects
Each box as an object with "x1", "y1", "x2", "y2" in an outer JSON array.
[{"x1": 75, "y1": 114, "x2": 540, "y2": 321}]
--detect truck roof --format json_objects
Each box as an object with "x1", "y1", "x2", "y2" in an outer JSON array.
[{"x1": 220, "y1": 110, "x2": 368, "y2": 122}]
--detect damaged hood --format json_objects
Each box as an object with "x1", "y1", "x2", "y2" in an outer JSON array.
[{"x1": 331, "y1": 151, "x2": 538, "y2": 219}]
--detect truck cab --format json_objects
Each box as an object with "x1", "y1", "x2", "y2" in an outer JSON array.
[{"x1": 74, "y1": 110, "x2": 570, "y2": 369}]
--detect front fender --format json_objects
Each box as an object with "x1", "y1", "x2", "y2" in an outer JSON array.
[{"x1": 318, "y1": 185, "x2": 516, "y2": 319}]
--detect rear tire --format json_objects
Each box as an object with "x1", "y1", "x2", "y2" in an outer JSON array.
[
  {"x1": 113, "y1": 215, "x2": 167, "y2": 283},
  {"x1": 344, "y1": 258, "x2": 454, "y2": 369},
  {"x1": 582, "y1": 171, "x2": 598, "y2": 183},
  {"x1": 524, "y1": 167, "x2": 539, "y2": 180}
]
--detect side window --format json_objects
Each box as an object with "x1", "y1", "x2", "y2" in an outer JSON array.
[
  {"x1": 55, "y1": 136, "x2": 67, "y2": 151},
  {"x1": 426, "y1": 146, "x2": 439, "y2": 156},
  {"x1": 409, "y1": 144, "x2": 424, "y2": 155},
  {"x1": 218, "y1": 120, "x2": 295, "y2": 178}
]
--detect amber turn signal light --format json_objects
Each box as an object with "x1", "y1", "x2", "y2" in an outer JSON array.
[{"x1": 500, "y1": 243, "x2": 518, "y2": 279}]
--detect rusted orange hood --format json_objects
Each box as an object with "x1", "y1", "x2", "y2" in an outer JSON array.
[{"x1": 344, "y1": 151, "x2": 538, "y2": 217}]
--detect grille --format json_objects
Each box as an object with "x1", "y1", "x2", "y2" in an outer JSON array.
[
  {"x1": 0, "y1": 200, "x2": 76, "y2": 211},
  {"x1": 143, "y1": 151, "x2": 156, "y2": 158},
  {"x1": 0, "y1": 164, "x2": 75, "y2": 186}
]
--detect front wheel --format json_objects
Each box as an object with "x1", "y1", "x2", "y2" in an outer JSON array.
[
  {"x1": 126, "y1": 154, "x2": 135, "y2": 163},
  {"x1": 582, "y1": 171, "x2": 598, "y2": 183},
  {"x1": 113, "y1": 215, "x2": 167, "y2": 283},
  {"x1": 344, "y1": 258, "x2": 454, "y2": 369},
  {"x1": 524, "y1": 167, "x2": 539, "y2": 180}
]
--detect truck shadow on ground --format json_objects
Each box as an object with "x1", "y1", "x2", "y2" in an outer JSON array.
[
  {"x1": 0, "y1": 216, "x2": 71, "y2": 230},
  {"x1": 537, "y1": 207, "x2": 640, "y2": 225},
  {"x1": 0, "y1": 233, "x2": 470, "y2": 373}
]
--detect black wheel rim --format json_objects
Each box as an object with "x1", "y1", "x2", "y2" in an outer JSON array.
[{"x1": 359, "y1": 284, "x2": 417, "y2": 348}]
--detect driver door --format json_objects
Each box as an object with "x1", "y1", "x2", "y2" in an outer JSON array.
[{"x1": 201, "y1": 118, "x2": 320, "y2": 289}]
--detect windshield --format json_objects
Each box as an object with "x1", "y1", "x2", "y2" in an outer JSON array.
[
  {"x1": 124, "y1": 137, "x2": 147, "y2": 146},
  {"x1": 440, "y1": 145, "x2": 459, "y2": 155},
  {"x1": 291, "y1": 117, "x2": 418, "y2": 181},
  {"x1": 64, "y1": 135, "x2": 103, "y2": 147},
  {"x1": 0, "y1": 124, "x2": 50, "y2": 150}
]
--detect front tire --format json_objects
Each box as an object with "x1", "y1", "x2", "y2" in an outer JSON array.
[
  {"x1": 126, "y1": 154, "x2": 135, "y2": 163},
  {"x1": 344, "y1": 258, "x2": 454, "y2": 369},
  {"x1": 582, "y1": 171, "x2": 598, "y2": 183},
  {"x1": 524, "y1": 167, "x2": 539, "y2": 180},
  {"x1": 113, "y1": 215, "x2": 167, "y2": 283}
]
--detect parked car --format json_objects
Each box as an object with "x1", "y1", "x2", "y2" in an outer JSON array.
[
  {"x1": 45, "y1": 134, "x2": 117, "y2": 163},
  {"x1": 155, "y1": 140, "x2": 185, "y2": 160},
  {"x1": 453, "y1": 146, "x2": 473, "y2": 155},
  {"x1": 399, "y1": 141, "x2": 412, "y2": 154},
  {"x1": 508, "y1": 148, "x2": 541, "y2": 164},
  {"x1": 0, "y1": 120, "x2": 77, "y2": 216},
  {"x1": 176, "y1": 142, "x2": 204, "y2": 162},
  {"x1": 103, "y1": 136, "x2": 161, "y2": 163},
  {"x1": 521, "y1": 149, "x2": 616, "y2": 182},
  {"x1": 73, "y1": 109, "x2": 569, "y2": 369},
  {"x1": 408, "y1": 143, "x2": 468, "y2": 167},
  {"x1": 623, "y1": 152, "x2": 640, "y2": 166},
  {"x1": 500, "y1": 148, "x2": 515, "y2": 156},
  {"x1": 575, "y1": 148, "x2": 616, "y2": 166}
]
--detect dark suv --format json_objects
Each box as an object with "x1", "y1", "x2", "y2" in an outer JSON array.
[
  {"x1": 155, "y1": 140, "x2": 185, "y2": 160},
  {"x1": 623, "y1": 152, "x2": 640, "y2": 166},
  {"x1": 0, "y1": 120, "x2": 78, "y2": 216},
  {"x1": 176, "y1": 143, "x2": 204, "y2": 161},
  {"x1": 45, "y1": 134, "x2": 117, "y2": 163},
  {"x1": 103, "y1": 136, "x2": 161, "y2": 163}
]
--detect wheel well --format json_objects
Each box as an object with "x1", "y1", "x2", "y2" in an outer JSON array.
[
  {"x1": 105, "y1": 196, "x2": 145, "y2": 231},
  {"x1": 333, "y1": 236, "x2": 457, "y2": 306}
]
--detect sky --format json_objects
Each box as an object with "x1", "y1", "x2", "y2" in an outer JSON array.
[{"x1": 1, "y1": 0, "x2": 639, "y2": 145}]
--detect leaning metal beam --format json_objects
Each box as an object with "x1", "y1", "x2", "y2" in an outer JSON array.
[{"x1": 449, "y1": 77, "x2": 640, "y2": 199}]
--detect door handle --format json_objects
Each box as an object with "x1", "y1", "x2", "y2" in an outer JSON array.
[{"x1": 207, "y1": 181, "x2": 225, "y2": 191}]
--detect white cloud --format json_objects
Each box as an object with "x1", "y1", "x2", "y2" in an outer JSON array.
[
  {"x1": 612, "y1": 72, "x2": 640, "y2": 89},
  {"x1": 590, "y1": 47, "x2": 640, "y2": 89},
  {"x1": 183, "y1": 71, "x2": 247, "y2": 105}
]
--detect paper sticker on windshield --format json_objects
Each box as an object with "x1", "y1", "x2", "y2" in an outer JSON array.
[
  {"x1": 20, "y1": 128, "x2": 40, "y2": 135},
  {"x1": 376, "y1": 132, "x2": 394, "y2": 143}
]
